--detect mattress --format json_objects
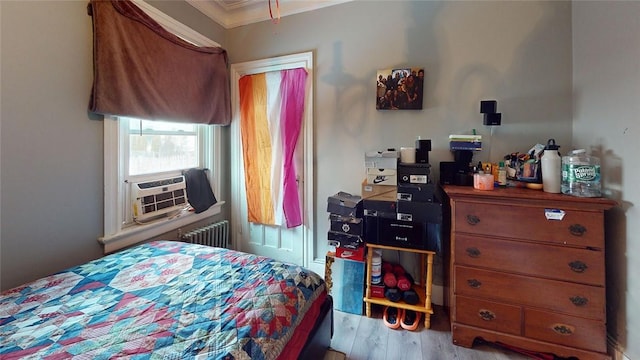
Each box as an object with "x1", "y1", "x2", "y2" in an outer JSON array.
[{"x1": 0, "y1": 240, "x2": 327, "y2": 359}]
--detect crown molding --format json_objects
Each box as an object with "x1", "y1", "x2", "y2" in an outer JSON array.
[
  {"x1": 135, "y1": 0, "x2": 220, "y2": 46},
  {"x1": 186, "y1": 0, "x2": 352, "y2": 29}
]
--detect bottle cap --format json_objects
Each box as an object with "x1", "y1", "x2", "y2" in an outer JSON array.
[{"x1": 544, "y1": 138, "x2": 560, "y2": 151}]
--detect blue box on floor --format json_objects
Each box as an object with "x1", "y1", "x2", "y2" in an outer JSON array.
[{"x1": 325, "y1": 252, "x2": 365, "y2": 315}]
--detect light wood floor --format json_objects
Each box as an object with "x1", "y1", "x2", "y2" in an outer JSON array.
[{"x1": 329, "y1": 305, "x2": 530, "y2": 360}]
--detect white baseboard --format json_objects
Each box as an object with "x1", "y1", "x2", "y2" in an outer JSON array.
[{"x1": 432, "y1": 284, "x2": 444, "y2": 306}]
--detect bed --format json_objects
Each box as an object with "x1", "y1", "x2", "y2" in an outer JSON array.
[{"x1": 0, "y1": 240, "x2": 332, "y2": 359}]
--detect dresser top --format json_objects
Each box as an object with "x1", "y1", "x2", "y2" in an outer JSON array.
[{"x1": 442, "y1": 185, "x2": 617, "y2": 211}]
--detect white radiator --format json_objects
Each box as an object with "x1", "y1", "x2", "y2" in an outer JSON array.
[{"x1": 182, "y1": 220, "x2": 230, "y2": 248}]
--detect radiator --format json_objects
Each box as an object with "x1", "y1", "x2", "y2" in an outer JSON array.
[{"x1": 181, "y1": 220, "x2": 230, "y2": 248}]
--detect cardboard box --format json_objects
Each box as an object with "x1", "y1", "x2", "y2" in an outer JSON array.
[
  {"x1": 370, "y1": 284, "x2": 386, "y2": 298},
  {"x1": 327, "y1": 191, "x2": 363, "y2": 218},
  {"x1": 364, "y1": 150, "x2": 399, "y2": 169},
  {"x1": 364, "y1": 215, "x2": 379, "y2": 244},
  {"x1": 361, "y1": 179, "x2": 397, "y2": 201},
  {"x1": 397, "y1": 163, "x2": 431, "y2": 184},
  {"x1": 366, "y1": 168, "x2": 397, "y2": 186},
  {"x1": 336, "y1": 245, "x2": 366, "y2": 262},
  {"x1": 377, "y1": 217, "x2": 426, "y2": 250},
  {"x1": 363, "y1": 199, "x2": 397, "y2": 218},
  {"x1": 329, "y1": 213, "x2": 363, "y2": 236},
  {"x1": 325, "y1": 253, "x2": 365, "y2": 315},
  {"x1": 364, "y1": 216, "x2": 432, "y2": 250},
  {"x1": 328, "y1": 231, "x2": 363, "y2": 250},
  {"x1": 366, "y1": 217, "x2": 441, "y2": 253},
  {"x1": 397, "y1": 183, "x2": 436, "y2": 202}
]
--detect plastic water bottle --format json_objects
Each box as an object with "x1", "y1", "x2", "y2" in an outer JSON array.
[
  {"x1": 541, "y1": 139, "x2": 561, "y2": 193},
  {"x1": 561, "y1": 149, "x2": 601, "y2": 197},
  {"x1": 371, "y1": 250, "x2": 382, "y2": 284}
]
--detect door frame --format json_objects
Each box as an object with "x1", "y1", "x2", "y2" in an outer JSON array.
[{"x1": 230, "y1": 51, "x2": 319, "y2": 274}]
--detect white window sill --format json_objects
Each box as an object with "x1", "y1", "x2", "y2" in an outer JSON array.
[{"x1": 98, "y1": 201, "x2": 224, "y2": 254}]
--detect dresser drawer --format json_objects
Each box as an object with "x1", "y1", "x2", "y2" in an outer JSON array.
[
  {"x1": 455, "y1": 295, "x2": 521, "y2": 335},
  {"x1": 524, "y1": 308, "x2": 607, "y2": 353},
  {"x1": 455, "y1": 234, "x2": 605, "y2": 286},
  {"x1": 455, "y1": 266, "x2": 605, "y2": 319},
  {"x1": 453, "y1": 202, "x2": 604, "y2": 248}
]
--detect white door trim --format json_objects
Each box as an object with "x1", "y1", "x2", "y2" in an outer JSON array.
[{"x1": 230, "y1": 52, "x2": 320, "y2": 274}]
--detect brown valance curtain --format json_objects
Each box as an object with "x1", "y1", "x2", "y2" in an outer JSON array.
[{"x1": 88, "y1": 0, "x2": 231, "y2": 125}]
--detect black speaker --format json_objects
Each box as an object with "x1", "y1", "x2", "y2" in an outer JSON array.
[
  {"x1": 480, "y1": 100, "x2": 497, "y2": 114},
  {"x1": 415, "y1": 139, "x2": 431, "y2": 163},
  {"x1": 439, "y1": 162, "x2": 457, "y2": 185},
  {"x1": 483, "y1": 113, "x2": 502, "y2": 126}
]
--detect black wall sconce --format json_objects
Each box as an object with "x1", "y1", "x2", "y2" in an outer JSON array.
[{"x1": 480, "y1": 100, "x2": 502, "y2": 126}]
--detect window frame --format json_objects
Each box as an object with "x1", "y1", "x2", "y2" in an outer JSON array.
[
  {"x1": 98, "y1": 1, "x2": 223, "y2": 253},
  {"x1": 100, "y1": 118, "x2": 222, "y2": 253}
]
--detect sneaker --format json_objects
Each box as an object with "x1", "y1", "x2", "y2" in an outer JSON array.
[
  {"x1": 400, "y1": 309, "x2": 421, "y2": 331},
  {"x1": 383, "y1": 306, "x2": 403, "y2": 329}
]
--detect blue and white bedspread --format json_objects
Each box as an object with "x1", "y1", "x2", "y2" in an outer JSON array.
[{"x1": 0, "y1": 241, "x2": 326, "y2": 359}]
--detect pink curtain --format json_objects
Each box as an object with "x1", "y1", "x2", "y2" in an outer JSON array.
[{"x1": 280, "y1": 69, "x2": 307, "y2": 228}]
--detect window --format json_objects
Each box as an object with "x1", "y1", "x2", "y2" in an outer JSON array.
[
  {"x1": 100, "y1": 117, "x2": 222, "y2": 253},
  {"x1": 99, "y1": 1, "x2": 223, "y2": 253},
  {"x1": 121, "y1": 117, "x2": 213, "y2": 226},
  {"x1": 126, "y1": 119, "x2": 199, "y2": 177}
]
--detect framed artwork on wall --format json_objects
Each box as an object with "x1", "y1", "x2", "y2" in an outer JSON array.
[{"x1": 376, "y1": 67, "x2": 424, "y2": 110}]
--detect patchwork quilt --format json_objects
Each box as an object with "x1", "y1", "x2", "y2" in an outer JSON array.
[{"x1": 0, "y1": 241, "x2": 326, "y2": 359}]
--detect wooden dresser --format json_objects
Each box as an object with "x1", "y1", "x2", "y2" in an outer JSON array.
[{"x1": 443, "y1": 185, "x2": 616, "y2": 360}]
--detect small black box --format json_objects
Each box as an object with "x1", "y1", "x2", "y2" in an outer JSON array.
[
  {"x1": 362, "y1": 199, "x2": 397, "y2": 219},
  {"x1": 328, "y1": 231, "x2": 363, "y2": 250},
  {"x1": 397, "y1": 163, "x2": 431, "y2": 184},
  {"x1": 327, "y1": 191, "x2": 363, "y2": 218},
  {"x1": 329, "y1": 214, "x2": 363, "y2": 236},
  {"x1": 397, "y1": 183, "x2": 436, "y2": 202}
]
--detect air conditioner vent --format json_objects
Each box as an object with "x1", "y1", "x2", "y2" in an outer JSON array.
[{"x1": 132, "y1": 176, "x2": 188, "y2": 221}]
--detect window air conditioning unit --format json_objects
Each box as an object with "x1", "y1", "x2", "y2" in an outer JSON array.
[{"x1": 132, "y1": 176, "x2": 188, "y2": 221}]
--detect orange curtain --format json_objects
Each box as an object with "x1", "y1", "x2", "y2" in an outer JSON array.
[{"x1": 239, "y1": 74, "x2": 275, "y2": 224}]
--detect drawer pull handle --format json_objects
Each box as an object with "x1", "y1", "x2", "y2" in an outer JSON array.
[
  {"x1": 466, "y1": 247, "x2": 481, "y2": 258},
  {"x1": 570, "y1": 295, "x2": 588, "y2": 306},
  {"x1": 466, "y1": 215, "x2": 480, "y2": 225},
  {"x1": 467, "y1": 279, "x2": 482, "y2": 288},
  {"x1": 569, "y1": 224, "x2": 587, "y2": 237},
  {"x1": 478, "y1": 309, "x2": 495, "y2": 321},
  {"x1": 552, "y1": 323, "x2": 575, "y2": 336},
  {"x1": 569, "y1": 260, "x2": 588, "y2": 273}
]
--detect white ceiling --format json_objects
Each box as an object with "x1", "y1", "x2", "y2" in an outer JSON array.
[{"x1": 185, "y1": 0, "x2": 352, "y2": 29}]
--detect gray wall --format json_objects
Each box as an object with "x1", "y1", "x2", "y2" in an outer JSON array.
[
  {"x1": 573, "y1": 2, "x2": 639, "y2": 359},
  {"x1": 1, "y1": 1, "x2": 103, "y2": 289},
  {"x1": 226, "y1": 0, "x2": 573, "y2": 287},
  {"x1": 0, "y1": 0, "x2": 226, "y2": 290}
]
